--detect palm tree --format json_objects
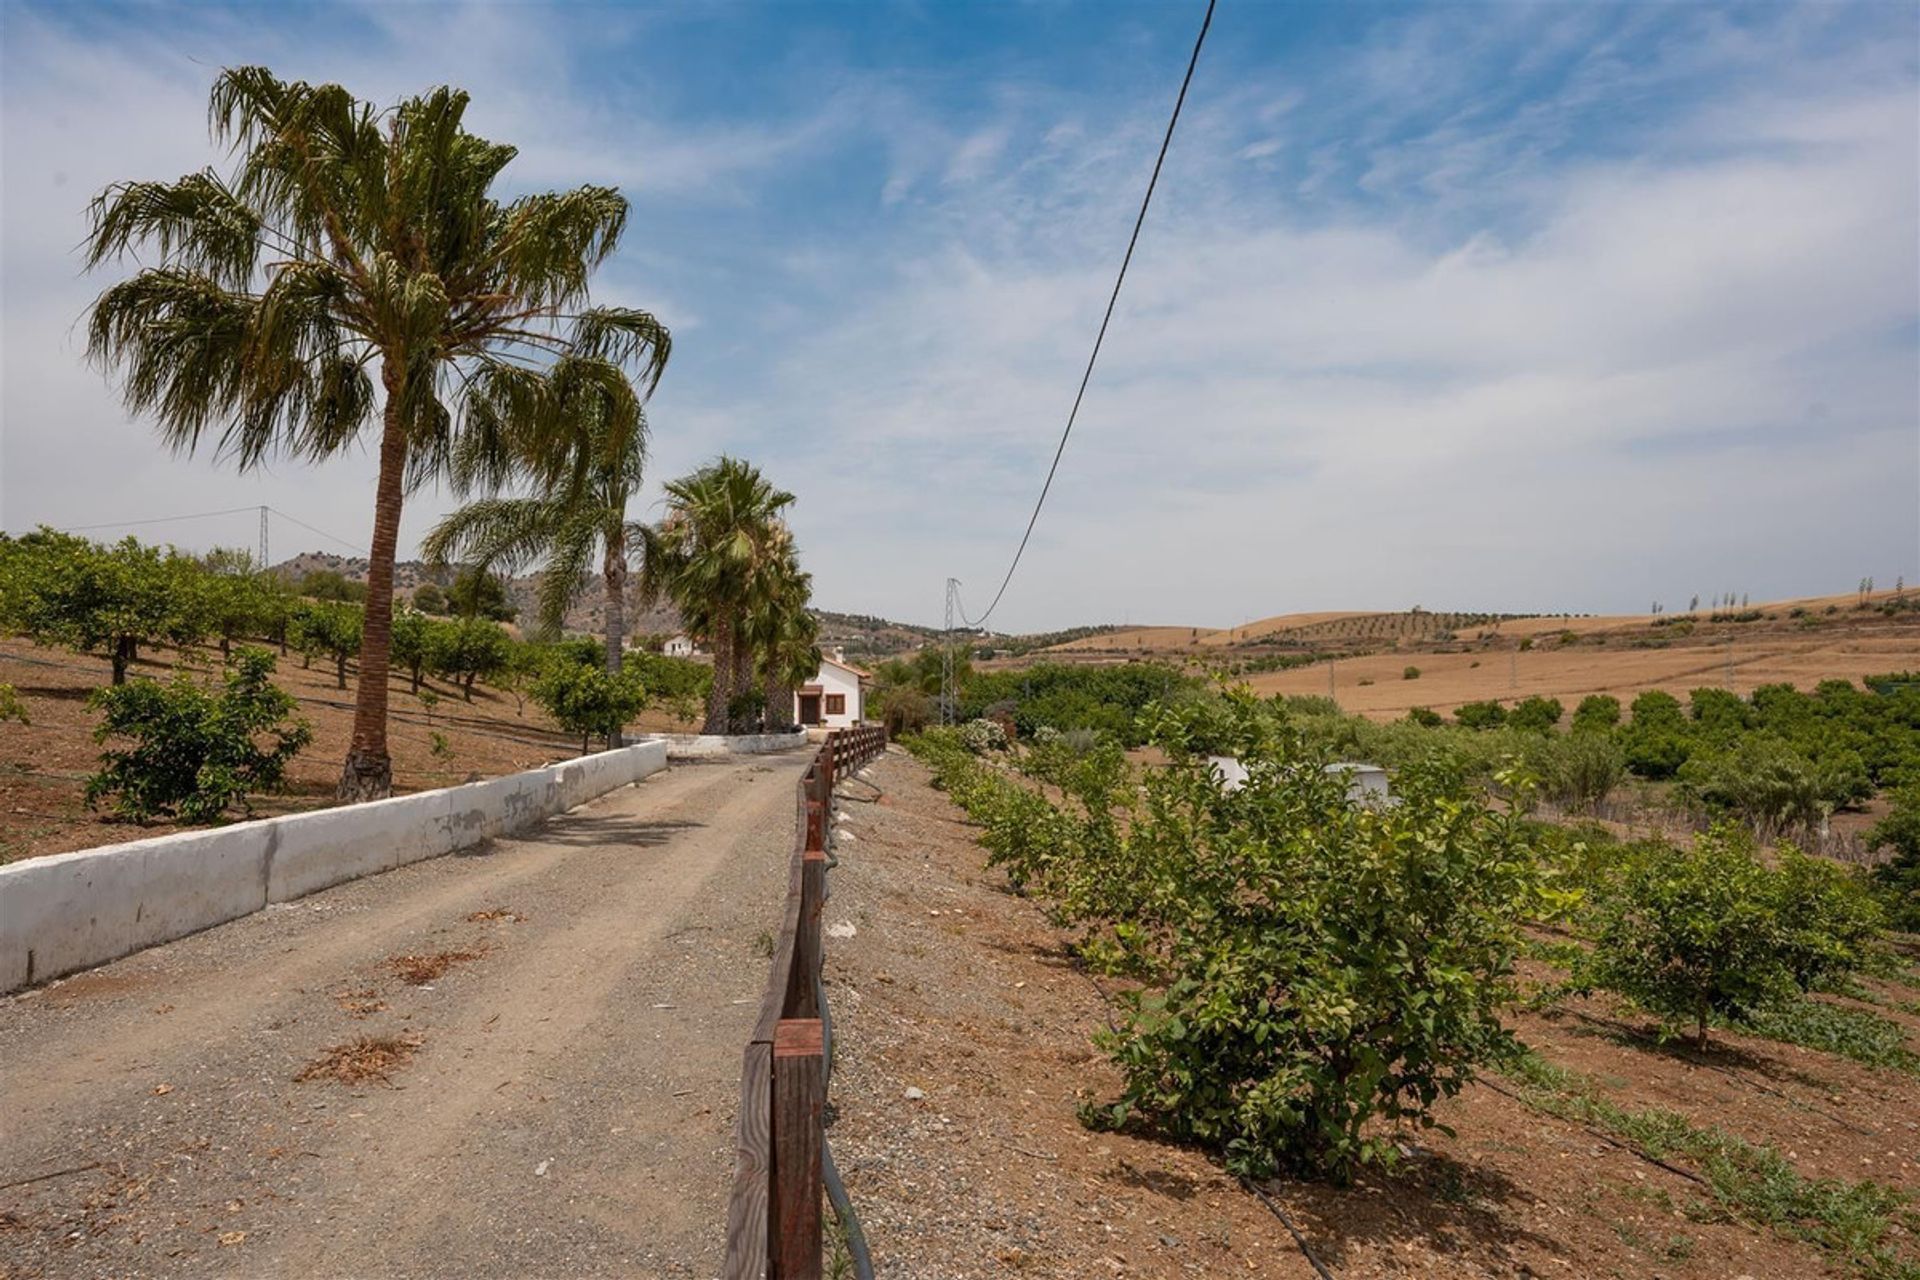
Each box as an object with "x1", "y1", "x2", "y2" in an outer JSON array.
[
  {"x1": 82, "y1": 68, "x2": 668, "y2": 800},
  {"x1": 745, "y1": 550, "x2": 817, "y2": 730},
  {"x1": 422, "y1": 383, "x2": 647, "y2": 743},
  {"x1": 640, "y1": 458, "x2": 794, "y2": 733}
]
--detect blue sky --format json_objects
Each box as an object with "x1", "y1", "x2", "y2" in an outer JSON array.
[{"x1": 2, "y1": 1, "x2": 1915, "y2": 630}]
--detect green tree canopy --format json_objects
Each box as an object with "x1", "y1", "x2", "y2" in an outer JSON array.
[{"x1": 84, "y1": 67, "x2": 669, "y2": 800}]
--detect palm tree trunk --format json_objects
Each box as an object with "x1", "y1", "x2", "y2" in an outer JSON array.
[
  {"x1": 603, "y1": 528, "x2": 627, "y2": 749},
  {"x1": 731, "y1": 630, "x2": 755, "y2": 732},
  {"x1": 703, "y1": 615, "x2": 733, "y2": 734},
  {"x1": 762, "y1": 667, "x2": 789, "y2": 730},
  {"x1": 339, "y1": 381, "x2": 407, "y2": 802}
]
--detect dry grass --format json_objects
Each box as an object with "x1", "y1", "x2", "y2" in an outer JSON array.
[
  {"x1": 384, "y1": 949, "x2": 484, "y2": 985},
  {"x1": 294, "y1": 1035, "x2": 422, "y2": 1086},
  {"x1": 465, "y1": 909, "x2": 526, "y2": 923},
  {"x1": 1243, "y1": 629, "x2": 1917, "y2": 719}
]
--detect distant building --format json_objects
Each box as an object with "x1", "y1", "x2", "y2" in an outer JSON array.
[
  {"x1": 795, "y1": 649, "x2": 869, "y2": 728},
  {"x1": 663, "y1": 634, "x2": 696, "y2": 658}
]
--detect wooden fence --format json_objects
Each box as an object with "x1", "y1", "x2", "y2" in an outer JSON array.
[{"x1": 723, "y1": 725, "x2": 887, "y2": 1279}]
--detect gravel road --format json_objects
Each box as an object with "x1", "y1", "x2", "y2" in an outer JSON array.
[{"x1": 0, "y1": 752, "x2": 808, "y2": 1280}]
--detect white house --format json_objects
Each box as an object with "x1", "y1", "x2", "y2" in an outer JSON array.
[
  {"x1": 795, "y1": 650, "x2": 868, "y2": 728},
  {"x1": 663, "y1": 634, "x2": 696, "y2": 658}
]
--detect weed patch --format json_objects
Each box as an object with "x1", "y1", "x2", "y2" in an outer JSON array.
[
  {"x1": 1504, "y1": 1050, "x2": 1919, "y2": 1278},
  {"x1": 1734, "y1": 998, "x2": 1920, "y2": 1075}
]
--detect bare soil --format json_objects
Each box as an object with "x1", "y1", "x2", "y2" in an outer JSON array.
[
  {"x1": 819, "y1": 751, "x2": 1920, "y2": 1279},
  {"x1": 0, "y1": 636, "x2": 704, "y2": 864}
]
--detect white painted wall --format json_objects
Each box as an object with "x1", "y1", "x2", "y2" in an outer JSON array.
[
  {"x1": 0, "y1": 741, "x2": 668, "y2": 994},
  {"x1": 795, "y1": 660, "x2": 864, "y2": 728},
  {"x1": 646, "y1": 731, "x2": 808, "y2": 759}
]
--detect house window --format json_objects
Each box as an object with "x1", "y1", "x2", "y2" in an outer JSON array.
[{"x1": 824, "y1": 694, "x2": 846, "y2": 716}]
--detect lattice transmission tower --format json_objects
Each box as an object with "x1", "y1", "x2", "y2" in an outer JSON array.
[{"x1": 940, "y1": 578, "x2": 961, "y2": 726}]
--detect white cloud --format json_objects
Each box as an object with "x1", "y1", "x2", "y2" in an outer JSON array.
[{"x1": 1, "y1": 2, "x2": 1914, "y2": 634}]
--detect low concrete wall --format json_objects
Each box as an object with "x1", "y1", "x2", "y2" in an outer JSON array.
[
  {"x1": 0, "y1": 740, "x2": 667, "y2": 995},
  {"x1": 646, "y1": 730, "x2": 809, "y2": 759}
]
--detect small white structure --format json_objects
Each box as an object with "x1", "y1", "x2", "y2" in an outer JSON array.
[
  {"x1": 663, "y1": 634, "x2": 696, "y2": 658},
  {"x1": 1207, "y1": 756, "x2": 1390, "y2": 806},
  {"x1": 1326, "y1": 761, "x2": 1391, "y2": 805},
  {"x1": 795, "y1": 650, "x2": 868, "y2": 728}
]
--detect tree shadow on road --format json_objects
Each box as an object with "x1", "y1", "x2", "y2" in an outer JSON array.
[{"x1": 527, "y1": 815, "x2": 705, "y2": 849}]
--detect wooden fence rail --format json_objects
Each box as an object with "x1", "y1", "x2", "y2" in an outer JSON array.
[{"x1": 723, "y1": 725, "x2": 888, "y2": 1279}]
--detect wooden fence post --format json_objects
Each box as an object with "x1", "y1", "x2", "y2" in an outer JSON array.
[
  {"x1": 806, "y1": 798, "x2": 827, "y2": 854},
  {"x1": 771, "y1": 1017, "x2": 825, "y2": 1279},
  {"x1": 792, "y1": 849, "x2": 826, "y2": 1018},
  {"x1": 722, "y1": 1040, "x2": 772, "y2": 1278}
]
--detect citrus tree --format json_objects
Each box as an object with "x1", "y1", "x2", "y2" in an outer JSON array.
[
  {"x1": 0, "y1": 531, "x2": 193, "y2": 684},
  {"x1": 291, "y1": 601, "x2": 362, "y2": 689},
  {"x1": 85, "y1": 647, "x2": 312, "y2": 823},
  {"x1": 428, "y1": 616, "x2": 511, "y2": 702},
  {"x1": 530, "y1": 651, "x2": 648, "y2": 755}
]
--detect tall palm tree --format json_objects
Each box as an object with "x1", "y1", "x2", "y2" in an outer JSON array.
[
  {"x1": 82, "y1": 68, "x2": 668, "y2": 800},
  {"x1": 745, "y1": 549, "x2": 818, "y2": 730},
  {"x1": 640, "y1": 458, "x2": 794, "y2": 733},
  {"x1": 422, "y1": 382, "x2": 647, "y2": 746}
]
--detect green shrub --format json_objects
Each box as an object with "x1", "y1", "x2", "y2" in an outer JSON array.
[
  {"x1": 297, "y1": 568, "x2": 366, "y2": 603},
  {"x1": 1582, "y1": 827, "x2": 1872, "y2": 1046},
  {"x1": 1405, "y1": 706, "x2": 1442, "y2": 728},
  {"x1": 0, "y1": 683, "x2": 27, "y2": 725},
  {"x1": 1454, "y1": 700, "x2": 1507, "y2": 730},
  {"x1": 1622, "y1": 726, "x2": 1691, "y2": 779},
  {"x1": 1772, "y1": 847, "x2": 1885, "y2": 990},
  {"x1": 84, "y1": 647, "x2": 312, "y2": 823},
  {"x1": 411, "y1": 581, "x2": 447, "y2": 614},
  {"x1": 957, "y1": 661, "x2": 1194, "y2": 745},
  {"x1": 1531, "y1": 730, "x2": 1625, "y2": 813},
  {"x1": 1571, "y1": 694, "x2": 1621, "y2": 732},
  {"x1": 1629, "y1": 689, "x2": 1687, "y2": 729},
  {"x1": 1868, "y1": 784, "x2": 1920, "y2": 932},
  {"x1": 959, "y1": 717, "x2": 1009, "y2": 753},
  {"x1": 529, "y1": 660, "x2": 648, "y2": 754},
  {"x1": 1678, "y1": 736, "x2": 1856, "y2": 835},
  {"x1": 1402, "y1": 665, "x2": 1421, "y2": 680},
  {"x1": 1084, "y1": 698, "x2": 1540, "y2": 1184},
  {"x1": 1508, "y1": 695, "x2": 1564, "y2": 734}
]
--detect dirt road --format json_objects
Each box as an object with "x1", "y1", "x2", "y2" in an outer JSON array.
[{"x1": 0, "y1": 753, "x2": 807, "y2": 1280}]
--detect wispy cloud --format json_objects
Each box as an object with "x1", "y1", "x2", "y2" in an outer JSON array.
[{"x1": 1, "y1": 1, "x2": 1913, "y2": 630}]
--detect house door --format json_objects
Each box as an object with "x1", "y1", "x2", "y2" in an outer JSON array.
[{"x1": 798, "y1": 693, "x2": 822, "y2": 725}]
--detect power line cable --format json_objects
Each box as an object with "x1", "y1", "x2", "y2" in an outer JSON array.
[
  {"x1": 265, "y1": 507, "x2": 368, "y2": 556},
  {"x1": 956, "y1": 0, "x2": 1216, "y2": 631},
  {"x1": 58, "y1": 505, "x2": 259, "y2": 534}
]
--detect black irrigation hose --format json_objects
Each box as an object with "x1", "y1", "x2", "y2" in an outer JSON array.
[
  {"x1": 1240, "y1": 1178, "x2": 1337, "y2": 1280},
  {"x1": 1476, "y1": 1077, "x2": 1709, "y2": 1189},
  {"x1": 817, "y1": 780, "x2": 877, "y2": 1280}
]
